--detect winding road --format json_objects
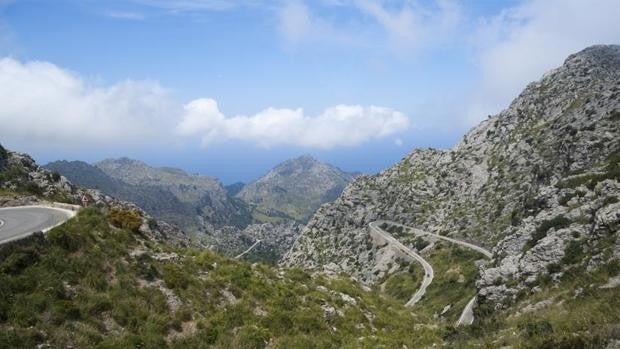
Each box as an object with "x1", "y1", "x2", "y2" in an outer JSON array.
[
  {"x1": 235, "y1": 239, "x2": 261, "y2": 259},
  {"x1": 0, "y1": 205, "x2": 77, "y2": 245},
  {"x1": 369, "y1": 222, "x2": 434, "y2": 306},
  {"x1": 369, "y1": 220, "x2": 492, "y2": 326}
]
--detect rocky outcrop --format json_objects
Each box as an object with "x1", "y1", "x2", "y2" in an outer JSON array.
[{"x1": 283, "y1": 45, "x2": 620, "y2": 303}]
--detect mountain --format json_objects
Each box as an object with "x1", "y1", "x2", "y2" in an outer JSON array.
[
  {"x1": 0, "y1": 145, "x2": 442, "y2": 348},
  {"x1": 224, "y1": 182, "x2": 245, "y2": 196},
  {"x1": 2, "y1": 45, "x2": 619, "y2": 348},
  {"x1": 91, "y1": 158, "x2": 251, "y2": 230},
  {"x1": 237, "y1": 155, "x2": 356, "y2": 223},
  {"x1": 283, "y1": 45, "x2": 620, "y2": 345},
  {"x1": 1, "y1": 147, "x2": 193, "y2": 247},
  {"x1": 45, "y1": 160, "x2": 200, "y2": 233},
  {"x1": 45, "y1": 158, "x2": 305, "y2": 259}
]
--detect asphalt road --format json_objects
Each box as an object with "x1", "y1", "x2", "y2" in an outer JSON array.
[
  {"x1": 457, "y1": 295, "x2": 477, "y2": 326},
  {"x1": 382, "y1": 221, "x2": 492, "y2": 258},
  {"x1": 0, "y1": 206, "x2": 76, "y2": 244},
  {"x1": 370, "y1": 220, "x2": 492, "y2": 325},
  {"x1": 235, "y1": 239, "x2": 261, "y2": 259},
  {"x1": 369, "y1": 222, "x2": 434, "y2": 307}
]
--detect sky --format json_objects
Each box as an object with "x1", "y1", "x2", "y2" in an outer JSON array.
[{"x1": 0, "y1": 0, "x2": 619, "y2": 184}]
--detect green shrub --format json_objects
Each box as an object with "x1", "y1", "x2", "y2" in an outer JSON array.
[
  {"x1": 561, "y1": 240, "x2": 584, "y2": 265},
  {"x1": 134, "y1": 254, "x2": 160, "y2": 281},
  {"x1": 526, "y1": 216, "x2": 572, "y2": 249},
  {"x1": 51, "y1": 171, "x2": 61, "y2": 182},
  {"x1": 107, "y1": 208, "x2": 142, "y2": 233},
  {"x1": 603, "y1": 196, "x2": 619, "y2": 205},
  {"x1": 546, "y1": 263, "x2": 561, "y2": 274},
  {"x1": 48, "y1": 226, "x2": 84, "y2": 252},
  {"x1": 539, "y1": 216, "x2": 572, "y2": 234},
  {"x1": 414, "y1": 236, "x2": 430, "y2": 250},
  {"x1": 519, "y1": 320, "x2": 554, "y2": 338},
  {"x1": 0, "y1": 248, "x2": 40, "y2": 274},
  {"x1": 23, "y1": 182, "x2": 43, "y2": 196},
  {"x1": 384, "y1": 271, "x2": 419, "y2": 302},
  {"x1": 233, "y1": 326, "x2": 270, "y2": 349},
  {"x1": 162, "y1": 264, "x2": 190, "y2": 290}
]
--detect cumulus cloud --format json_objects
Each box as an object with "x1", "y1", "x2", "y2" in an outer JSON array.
[
  {"x1": 467, "y1": 0, "x2": 620, "y2": 124},
  {"x1": 0, "y1": 57, "x2": 175, "y2": 149},
  {"x1": 177, "y1": 98, "x2": 410, "y2": 149}
]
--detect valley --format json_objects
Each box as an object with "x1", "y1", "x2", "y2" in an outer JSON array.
[{"x1": 0, "y1": 45, "x2": 619, "y2": 348}]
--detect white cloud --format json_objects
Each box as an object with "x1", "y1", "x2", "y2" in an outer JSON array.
[
  {"x1": 276, "y1": 0, "x2": 461, "y2": 52},
  {"x1": 354, "y1": 0, "x2": 462, "y2": 53},
  {"x1": 277, "y1": 0, "x2": 354, "y2": 46},
  {"x1": 278, "y1": 1, "x2": 313, "y2": 43},
  {"x1": 467, "y1": 0, "x2": 620, "y2": 125},
  {"x1": 105, "y1": 11, "x2": 146, "y2": 20},
  {"x1": 0, "y1": 57, "x2": 175, "y2": 149},
  {"x1": 177, "y1": 98, "x2": 410, "y2": 149}
]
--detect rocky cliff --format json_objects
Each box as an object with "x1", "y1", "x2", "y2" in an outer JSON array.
[
  {"x1": 283, "y1": 45, "x2": 620, "y2": 310},
  {"x1": 237, "y1": 155, "x2": 355, "y2": 223}
]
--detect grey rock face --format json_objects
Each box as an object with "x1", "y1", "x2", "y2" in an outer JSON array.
[{"x1": 282, "y1": 45, "x2": 620, "y2": 304}]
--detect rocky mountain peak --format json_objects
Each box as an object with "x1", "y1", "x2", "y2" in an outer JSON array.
[
  {"x1": 282, "y1": 44, "x2": 620, "y2": 306},
  {"x1": 237, "y1": 155, "x2": 356, "y2": 223}
]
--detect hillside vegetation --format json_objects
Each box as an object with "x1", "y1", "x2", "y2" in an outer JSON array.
[{"x1": 0, "y1": 208, "x2": 446, "y2": 348}]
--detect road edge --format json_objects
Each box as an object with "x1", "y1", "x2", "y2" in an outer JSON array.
[{"x1": 0, "y1": 204, "x2": 80, "y2": 245}]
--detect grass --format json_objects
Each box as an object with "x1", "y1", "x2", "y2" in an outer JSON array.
[
  {"x1": 1, "y1": 199, "x2": 616, "y2": 347},
  {"x1": 412, "y1": 241, "x2": 482, "y2": 323},
  {"x1": 0, "y1": 207, "x2": 447, "y2": 348},
  {"x1": 383, "y1": 267, "x2": 421, "y2": 303},
  {"x1": 445, "y1": 221, "x2": 620, "y2": 348}
]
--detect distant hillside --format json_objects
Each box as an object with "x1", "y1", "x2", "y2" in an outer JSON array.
[
  {"x1": 46, "y1": 158, "x2": 252, "y2": 233},
  {"x1": 45, "y1": 160, "x2": 199, "y2": 232},
  {"x1": 237, "y1": 155, "x2": 356, "y2": 223},
  {"x1": 224, "y1": 182, "x2": 245, "y2": 196}
]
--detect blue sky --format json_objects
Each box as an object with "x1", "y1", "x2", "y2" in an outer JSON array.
[{"x1": 0, "y1": 0, "x2": 618, "y2": 183}]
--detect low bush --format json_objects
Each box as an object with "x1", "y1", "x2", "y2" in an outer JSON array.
[
  {"x1": 519, "y1": 320, "x2": 554, "y2": 338},
  {"x1": 107, "y1": 208, "x2": 142, "y2": 233},
  {"x1": 561, "y1": 240, "x2": 584, "y2": 265},
  {"x1": 603, "y1": 196, "x2": 619, "y2": 205},
  {"x1": 526, "y1": 216, "x2": 572, "y2": 249}
]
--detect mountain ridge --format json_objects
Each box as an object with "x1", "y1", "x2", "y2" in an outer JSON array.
[
  {"x1": 283, "y1": 45, "x2": 620, "y2": 301},
  {"x1": 237, "y1": 155, "x2": 357, "y2": 223}
]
